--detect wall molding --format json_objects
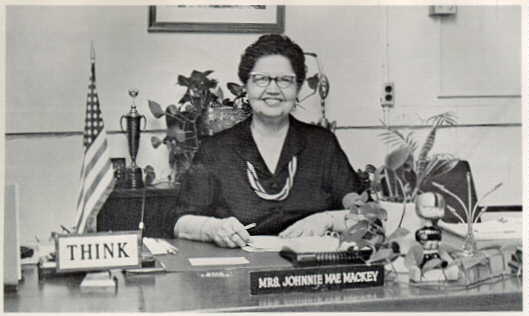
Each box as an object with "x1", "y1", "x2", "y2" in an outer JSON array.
[
  {"x1": 336, "y1": 122, "x2": 521, "y2": 130},
  {"x1": 5, "y1": 123, "x2": 521, "y2": 140}
]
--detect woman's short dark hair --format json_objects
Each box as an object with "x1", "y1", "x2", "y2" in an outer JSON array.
[{"x1": 238, "y1": 34, "x2": 306, "y2": 88}]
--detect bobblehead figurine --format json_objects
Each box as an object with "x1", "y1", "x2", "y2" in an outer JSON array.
[{"x1": 405, "y1": 192, "x2": 459, "y2": 282}]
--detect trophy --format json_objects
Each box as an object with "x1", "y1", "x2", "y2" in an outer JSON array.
[{"x1": 120, "y1": 89, "x2": 146, "y2": 189}]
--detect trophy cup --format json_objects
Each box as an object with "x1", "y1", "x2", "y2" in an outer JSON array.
[{"x1": 120, "y1": 89, "x2": 146, "y2": 189}]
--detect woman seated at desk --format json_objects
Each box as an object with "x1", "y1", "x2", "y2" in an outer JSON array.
[{"x1": 171, "y1": 34, "x2": 362, "y2": 247}]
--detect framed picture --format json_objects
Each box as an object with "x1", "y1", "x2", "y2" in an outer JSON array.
[{"x1": 148, "y1": 5, "x2": 285, "y2": 33}]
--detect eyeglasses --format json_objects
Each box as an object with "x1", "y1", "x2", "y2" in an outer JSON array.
[{"x1": 249, "y1": 72, "x2": 296, "y2": 89}]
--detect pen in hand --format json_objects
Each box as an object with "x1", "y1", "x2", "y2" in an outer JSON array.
[
  {"x1": 243, "y1": 223, "x2": 256, "y2": 231},
  {"x1": 231, "y1": 223, "x2": 256, "y2": 236},
  {"x1": 229, "y1": 223, "x2": 256, "y2": 246},
  {"x1": 238, "y1": 223, "x2": 256, "y2": 246}
]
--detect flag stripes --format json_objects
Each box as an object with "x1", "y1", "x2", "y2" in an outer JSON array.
[{"x1": 74, "y1": 47, "x2": 115, "y2": 233}]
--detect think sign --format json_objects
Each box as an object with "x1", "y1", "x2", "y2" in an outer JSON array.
[{"x1": 56, "y1": 231, "x2": 140, "y2": 272}]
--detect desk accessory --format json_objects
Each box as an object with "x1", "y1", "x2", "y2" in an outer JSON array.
[
  {"x1": 279, "y1": 247, "x2": 373, "y2": 267},
  {"x1": 54, "y1": 231, "x2": 141, "y2": 273},
  {"x1": 250, "y1": 263, "x2": 384, "y2": 295},
  {"x1": 432, "y1": 179, "x2": 503, "y2": 256},
  {"x1": 405, "y1": 192, "x2": 459, "y2": 282},
  {"x1": 80, "y1": 271, "x2": 118, "y2": 293},
  {"x1": 120, "y1": 89, "x2": 146, "y2": 189}
]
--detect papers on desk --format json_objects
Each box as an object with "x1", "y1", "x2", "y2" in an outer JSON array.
[
  {"x1": 438, "y1": 217, "x2": 522, "y2": 240},
  {"x1": 188, "y1": 257, "x2": 250, "y2": 266},
  {"x1": 243, "y1": 235, "x2": 340, "y2": 252},
  {"x1": 143, "y1": 238, "x2": 178, "y2": 255}
]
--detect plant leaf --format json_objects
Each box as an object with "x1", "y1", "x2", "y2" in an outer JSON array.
[
  {"x1": 419, "y1": 158, "x2": 459, "y2": 186},
  {"x1": 306, "y1": 74, "x2": 319, "y2": 91},
  {"x1": 385, "y1": 146, "x2": 412, "y2": 171},
  {"x1": 148, "y1": 100, "x2": 165, "y2": 118},
  {"x1": 379, "y1": 121, "x2": 417, "y2": 151},
  {"x1": 428, "y1": 158, "x2": 459, "y2": 178},
  {"x1": 167, "y1": 126, "x2": 187, "y2": 143},
  {"x1": 177, "y1": 75, "x2": 190, "y2": 87},
  {"x1": 426, "y1": 111, "x2": 457, "y2": 126},
  {"x1": 214, "y1": 86, "x2": 224, "y2": 101},
  {"x1": 151, "y1": 136, "x2": 163, "y2": 148},
  {"x1": 341, "y1": 220, "x2": 369, "y2": 244},
  {"x1": 388, "y1": 227, "x2": 409, "y2": 240},
  {"x1": 367, "y1": 248, "x2": 394, "y2": 263},
  {"x1": 227, "y1": 82, "x2": 245, "y2": 97},
  {"x1": 359, "y1": 203, "x2": 388, "y2": 222},
  {"x1": 202, "y1": 70, "x2": 214, "y2": 77},
  {"x1": 417, "y1": 125, "x2": 437, "y2": 163},
  {"x1": 417, "y1": 112, "x2": 457, "y2": 168}
]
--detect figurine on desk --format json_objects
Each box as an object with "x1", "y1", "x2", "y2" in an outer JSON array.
[{"x1": 406, "y1": 192, "x2": 459, "y2": 282}]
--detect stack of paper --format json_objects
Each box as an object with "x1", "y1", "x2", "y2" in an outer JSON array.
[
  {"x1": 438, "y1": 218, "x2": 522, "y2": 240},
  {"x1": 243, "y1": 235, "x2": 340, "y2": 252},
  {"x1": 188, "y1": 257, "x2": 250, "y2": 266}
]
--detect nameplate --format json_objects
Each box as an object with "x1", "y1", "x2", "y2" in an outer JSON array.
[
  {"x1": 250, "y1": 264, "x2": 384, "y2": 295},
  {"x1": 55, "y1": 231, "x2": 141, "y2": 272}
]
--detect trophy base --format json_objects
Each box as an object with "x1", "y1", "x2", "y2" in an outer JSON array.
[{"x1": 125, "y1": 167, "x2": 144, "y2": 189}]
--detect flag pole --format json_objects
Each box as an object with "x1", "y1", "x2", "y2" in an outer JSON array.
[{"x1": 90, "y1": 41, "x2": 95, "y2": 62}]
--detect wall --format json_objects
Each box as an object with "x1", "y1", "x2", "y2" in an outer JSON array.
[{"x1": 5, "y1": 5, "x2": 521, "y2": 244}]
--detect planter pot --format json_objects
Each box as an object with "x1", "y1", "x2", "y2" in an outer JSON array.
[
  {"x1": 202, "y1": 106, "x2": 250, "y2": 136},
  {"x1": 379, "y1": 201, "x2": 426, "y2": 253}
]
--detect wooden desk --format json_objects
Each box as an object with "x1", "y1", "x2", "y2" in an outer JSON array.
[{"x1": 4, "y1": 239, "x2": 523, "y2": 312}]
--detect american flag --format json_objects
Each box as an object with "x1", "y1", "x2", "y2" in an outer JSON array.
[{"x1": 74, "y1": 44, "x2": 115, "y2": 233}]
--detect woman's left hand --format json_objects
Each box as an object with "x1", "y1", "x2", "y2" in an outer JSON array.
[{"x1": 278, "y1": 212, "x2": 333, "y2": 238}]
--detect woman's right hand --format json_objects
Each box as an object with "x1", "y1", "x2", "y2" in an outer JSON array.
[{"x1": 205, "y1": 217, "x2": 252, "y2": 248}]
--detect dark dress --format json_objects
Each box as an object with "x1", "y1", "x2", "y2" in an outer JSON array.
[{"x1": 172, "y1": 115, "x2": 361, "y2": 235}]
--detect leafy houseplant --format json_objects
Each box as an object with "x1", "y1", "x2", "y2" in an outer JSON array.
[
  {"x1": 149, "y1": 70, "x2": 250, "y2": 184},
  {"x1": 376, "y1": 112, "x2": 459, "y2": 203},
  {"x1": 333, "y1": 112, "x2": 460, "y2": 266},
  {"x1": 368, "y1": 112, "x2": 461, "y2": 232}
]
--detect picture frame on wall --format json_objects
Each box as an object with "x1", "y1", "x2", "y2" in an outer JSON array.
[{"x1": 148, "y1": 5, "x2": 285, "y2": 33}]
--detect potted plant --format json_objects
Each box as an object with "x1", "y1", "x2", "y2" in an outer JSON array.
[
  {"x1": 148, "y1": 70, "x2": 250, "y2": 185},
  {"x1": 372, "y1": 112, "x2": 460, "y2": 232}
]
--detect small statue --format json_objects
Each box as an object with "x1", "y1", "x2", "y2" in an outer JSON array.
[{"x1": 406, "y1": 192, "x2": 459, "y2": 282}]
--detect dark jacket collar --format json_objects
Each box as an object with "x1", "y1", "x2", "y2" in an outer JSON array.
[{"x1": 233, "y1": 115, "x2": 307, "y2": 176}]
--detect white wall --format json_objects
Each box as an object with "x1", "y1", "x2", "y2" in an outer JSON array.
[{"x1": 5, "y1": 5, "x2": 521, "y2": 244}]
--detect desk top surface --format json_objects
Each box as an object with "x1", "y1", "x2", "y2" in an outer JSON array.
[{"x1": 4, "y1": 238, "x2": 523, "y2": 313}]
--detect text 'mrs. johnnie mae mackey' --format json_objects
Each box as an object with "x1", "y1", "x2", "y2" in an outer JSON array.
[
  {"x1": 55, "y1": 232, "x2": 141, "y2": 272},
  {"x1": 250, "y1": 264, "x2": 384, "y2": 295}
]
